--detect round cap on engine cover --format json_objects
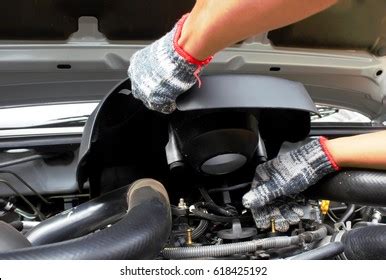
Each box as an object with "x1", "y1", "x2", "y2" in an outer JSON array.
[
  {"x1": 170, "y1": 111, "x2": 259, "y2": 176},
  {"x1": 201, "y1": 153, "x2": 247, "y2": 175}
]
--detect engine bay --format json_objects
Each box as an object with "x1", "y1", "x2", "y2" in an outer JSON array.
[{"x1": 0, "y1": 75, "x2": 385, "y2": 260}]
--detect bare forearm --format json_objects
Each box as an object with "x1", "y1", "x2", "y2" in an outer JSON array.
[
  {"x1": 326, "y1": 131, "x2": 386, "y2": 170},
  {"x1": 179, "y1": 0, "x2": 337, "y2": 60}
]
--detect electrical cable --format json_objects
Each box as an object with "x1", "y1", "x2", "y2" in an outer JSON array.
[
  {"x1": 208, "y1": 183, "x2": 251, "y2": 194},
  {"x1": 0, "y1": 179, "x2": 46, "y2": 220},
  {"x1": 0, "y1": 155, "x2": 44, "y2": 169},
  {"x1": 0, "y1": 171, "x2": 50, "y2": 204},
  {"x1": 328, "y1": 209, "x2": 339, "y2": 221},
  {"x1": 326, "y1": 212, "x2": 337, "y2": 223},
  {"x1": 337, "y1": 204, "x2": 356, "y2": 223}
]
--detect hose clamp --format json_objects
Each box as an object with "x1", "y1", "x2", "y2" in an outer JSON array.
[{"x1": 330, "y1": 229, "x2": 347, "y2": 260}]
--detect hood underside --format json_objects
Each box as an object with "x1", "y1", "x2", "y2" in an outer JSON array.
[
  {"x1": 0, "y1": 0, "x2": 385, "y2": 122},
  {"x1": 2, "y1": 0, "x2": 386, "y2": 56}
]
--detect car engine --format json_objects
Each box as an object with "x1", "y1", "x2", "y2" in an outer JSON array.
[{"x1": 0, "y1": 75, "x2": 385, "y2": 260}]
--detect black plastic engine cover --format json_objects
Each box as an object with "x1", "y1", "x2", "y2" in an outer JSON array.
[
  {"x1": 171, "y1": 111, "x2": 259, "y2": 175},
  {"x1": 77, "y1": 75, "x2": 317, "y2": 195}
]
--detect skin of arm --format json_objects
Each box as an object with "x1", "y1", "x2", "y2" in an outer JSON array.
[
  {"x1": 178, "y1": 0, "x2": 386, "y2": 170},
  {"x1": 179, "y1": 0, "x2": 338, "y2": 60},
  {"x1": 326, "y1": 131, "x2": 386, "y2": 170},
  {"x1": 176, "y1": 0, "x2": 386, "y2": 172}
]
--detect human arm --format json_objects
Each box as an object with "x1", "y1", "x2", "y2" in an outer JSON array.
[
  {"x1": 326, "y1": 130, "x2": 386, "y2": 170},
  {"x1": 243, "y1": 131, "x2": 386, "y2": 209},
  {"x1": 180, "y1": 0, "x2": 337, "y2": 60},
  {"x1": 128, "y1": 0, "x2": 338, "y2": 113}
]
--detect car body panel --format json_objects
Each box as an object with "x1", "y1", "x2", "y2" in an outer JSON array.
[{"x1": 0, "y1": 2, "x2": 384, "y2": 122}]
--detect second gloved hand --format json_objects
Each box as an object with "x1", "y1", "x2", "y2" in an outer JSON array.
[
  {"x1": 243, "y1": 137, "x2": 340, "y2": 209},
  {"x1": 252, "y1": 200, "x2": 304, "y2": 232},
  {"x1": 128, "y1": 14, "x2": 212, "y2": 114}
]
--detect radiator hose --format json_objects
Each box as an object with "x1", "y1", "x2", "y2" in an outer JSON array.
[
  {"x1": 0, "y1": 179, "x2": 171, "y2": 260},
  {"x1": 26, "y1": 186, "x2": 129, "y2": 246},
  {"x1": 341, "y1": 225, "x2": 386, "y2": 260},
  {"x1": 305, "y1": 170, "x2": 386, "y2": 206}
]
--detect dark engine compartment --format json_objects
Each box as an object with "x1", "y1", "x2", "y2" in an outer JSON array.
[{"x1": 0, "y1": 75, "x2": 385, "y2": 260}]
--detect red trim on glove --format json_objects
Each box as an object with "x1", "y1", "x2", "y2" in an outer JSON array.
[
  {"x1": 173, "y1": 14, "x2": 213, "y2": 67},
  {"x1": 319, "y1": 137, "x2": 340, "y2": 171}
]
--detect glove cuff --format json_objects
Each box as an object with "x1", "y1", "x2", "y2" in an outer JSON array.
[
  {"x1": 319, "y1": 136, "x2": 340, "y2": 171},
  {"x1": 298, "y1": 137, "x2": 340, "y2": 185},
  {"x1": 128, "y1": 14, "x2": 213, "y2": 114},
  {"x1": 173, "y1": 14, "x2": 213, "y2": 68}
]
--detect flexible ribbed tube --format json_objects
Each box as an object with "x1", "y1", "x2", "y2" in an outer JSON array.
[
  {"x1": 163, "y1": 227, "x2": 327, "y2": 259},
  {"x1": 163, "y1": 236, "x2": 299, "y2": 259},
  {"x1": 192, "y1": 220, "x2": 209, "y2": 240},
  {"x1": 163, "y1": 240, "x2": 262, "y2": 259}
]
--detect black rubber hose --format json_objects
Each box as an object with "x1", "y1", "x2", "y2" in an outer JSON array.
[
  {"x1": 305, "y1": 170, "x2": 386, "y2": 207},
  {"x1": 287, "y1": 242, "x2": 345, "y2": 260},
  {"x1": 208, "y1": 183, "x2": 250, "y2": 194},
  {"x1": 338, "y1": 204, "x2": 356, "y2": 223},
  {"x1": 192, "y1": 220, "x2": 209, "y2": 240},
  {"x1": 194, "y1": 202, "x2": 235, "y2": 217},
  {"x1": 191, "y1": 208, "x2": 250, "y2": 223},
  {"x1": 321, "y1": 224, "x2": 336, "y2": 235},
  {"x1": 342, "y1": 225, "x2": 386, "y2": 260},
  {"x1": 0, "y1": 179, "x2": 171, "y2": 260},
  {"x1": 26, "y1": 186, "x2": 129, "y2": 246}
]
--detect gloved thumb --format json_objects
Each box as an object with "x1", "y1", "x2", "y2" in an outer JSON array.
[{"x1": 242, "y1": 186, "x2": 269, "y2": 208}]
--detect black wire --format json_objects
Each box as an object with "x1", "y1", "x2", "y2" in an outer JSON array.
[
  {"x1": 0, "y1": 155, "x2": 44, "y2": 169},
  {"x1": 190, "y1": 208, "x2": 250, "y2": 223},
  {"x1": 198, "y1": 188, "x2": 238, "y2": 216},
  {"x1": 0, "y1": 179, "x2": 46, "y2": 220},
  {"x1": 338, "y1": 204, "x2": 356, "y2": 223},
  {"x1": 196, "y1": 186, "x2": 251, "y2": 222},
  {"x1": 198, "y1": 188, "x2": 214, "y2": 203},
  {"x1": 194, "y1": 202, "x2": 236, "y2": 217},
  {"x1": 328, "y1": 209, "x2": 340, "y2": 221},
  {"x1": 208, "y1": 183, "x2": 250, "y2": 194},
  {"x1": 0, "y1": 171, "x2": 50, "y2": 204},
  {"x1": 192, "y1": 219, "x2": 209, "y2": 240}
]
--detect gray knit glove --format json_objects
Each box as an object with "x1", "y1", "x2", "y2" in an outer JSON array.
[
  {"x1": 243, "y1": 137, "x2": 339, "y2": 209},
  {"x1": 252, "y1": 200, "x2": 304, "y2": 232},
  {"x1": 128, "y1": 14, "x2": 212, "y2": 114}
]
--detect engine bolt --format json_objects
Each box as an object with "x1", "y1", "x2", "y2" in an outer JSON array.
[
  {"x1": 186, "y1": 228, "x2": 193, "y2": 245},
  {"x1": 178, "y1": 198, "x2": 188, "y2": 209},
  {"x1": 271, "y1": 219, "x2": 276, "y2": 233}
]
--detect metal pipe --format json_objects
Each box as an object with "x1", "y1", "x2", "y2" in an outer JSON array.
[{"x1": 338, "y1": 204, "x2": 356, "y2": 223}]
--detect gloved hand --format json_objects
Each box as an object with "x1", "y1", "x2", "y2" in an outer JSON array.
[
  {"x1": 128, "y1": 14, "x2": 213, "y2": 114},
  {"x1": 251, "y1": 200, "x2": 304, "y2": 232},
  {"x1": 243, "y1": 137, "x2": 340, "y2": 209}
]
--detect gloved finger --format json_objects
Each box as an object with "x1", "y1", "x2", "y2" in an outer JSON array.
[
  {"x1": 253, "y1": 163, "x2": 273, "y2": 185},
  {"x1": 279, "y1": 204, "x2": 301, "y2": 226},
  {"x1": 242, "y1": 184, "x2": 271, "y2": 209},
  {"x1": 269, "y1": 206, "x2": 290, "y2": 233},
  {"x1": 251, "y1": 206, "x2": 271, "y2": 230},
  {"x1": 288, "y1": 202, "x2": 304, "y2": 217}
]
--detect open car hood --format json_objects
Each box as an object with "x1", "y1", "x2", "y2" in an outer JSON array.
[
  {"x1": 0, "y1": 0, "x2": 385, "y2": 122},
  {"x1": 2, "y1": 0, "x2": 386, "y2": 54}
]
